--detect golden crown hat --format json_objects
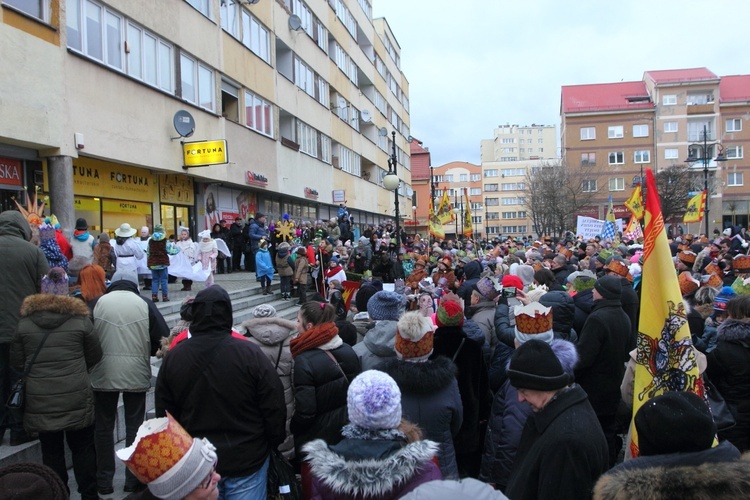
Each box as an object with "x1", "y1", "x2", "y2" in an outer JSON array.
[
  {"x1": 531, "y1": 262, "x2": 544, "y2": 272},
  {"x1": 734, "y1": 254, "x2": 750, "y2": 274},
  {"x1": 677, "y1": 251, "x2": 697, "y2": 265},
  {"x1": 703, "y1": 262, "x2": 721, "y2": 276},
  {"x1": 605, "y1": 259, "x2": 629, "y2": 278},
  {"x1": 514, "y1": 302, "x2": 553, "y2": 335},
  {"x1": 116, "y1": 412, "x2": 194, "y2": 485},
  {"x1": 701, "y1": 273, "x2": 723, "y2": 289},
  {"x1": 678, "y1": 271, "x2": 700, "y2": 296}
]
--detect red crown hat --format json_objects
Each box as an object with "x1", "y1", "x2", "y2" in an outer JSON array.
[
  {"x1": 677, "y1": 251, "x2": 697, "y2": 265},
  {"x1": 703, "y1": 262, "x2": 721, "y2": 276},
  {"x1": 514, "y1": 303, "x2": 553, "y2": 335},
  {"x1": 701, "y1": 273, "x2": 723, "y2": 289},
  {"x1": 605, "y1": 259, "x2": 630, "y2": 278},
  {"x1": 734, "y1": 255, "x2": 750, "y2": 274}
]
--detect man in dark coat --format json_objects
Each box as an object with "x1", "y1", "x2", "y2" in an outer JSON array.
[
  {"x1": 155, "y1": 286, "x2": 286, "y2": 498},
  {"x1": 604, "y1": 256, "x2": 639, "y2": 350},
  {"x1": 550, "y1": 254, "x2": 571, "y2": 288},
  {"x1": 456, "y1": 260, "x2": 483, "y2": 312},
  {"x1": 228, "y1": 217, "x2": 244, "y2": 273},
  {"x1": 575, "y1": 275, "x2": 632, "y2": 467},
  {"x1": 505, "y1": 340, "x2": 608, "y2": 500},
  {"x1": 0, "y1": 210, "x2": 49, "y2": 445}
]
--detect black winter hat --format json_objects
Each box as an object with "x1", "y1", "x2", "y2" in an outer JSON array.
[
  {"x1": 595, "y1": 275, "x2": 622, "y2": 300},
  {"x1": 508, "y1": 339, "x2": 571, "y2": 391},
  {"x1": 635, "y1": 391, "x2": 716, "y2": 457},
  {"x1": 75, "y1": 217, "x2": 88, "y2": 230},
  {"x1": 355, "y1": 284, "x2": 378, "y2": 313}
]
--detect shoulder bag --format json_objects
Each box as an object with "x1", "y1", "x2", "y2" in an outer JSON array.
[{"x1": 6, "y1": 332, "x2": 52, "y2": 421}]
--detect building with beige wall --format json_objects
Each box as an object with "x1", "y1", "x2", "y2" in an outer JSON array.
[
  {"x1": 0, "y1": 0, "x2": 411, "y2": 238},
  {"x1": 431, "y1": 161, "x2": 484, "y2": 239}
]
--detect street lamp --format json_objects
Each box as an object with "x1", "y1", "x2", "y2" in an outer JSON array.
[
  {"x1": 412, "y1": 205, "x2": 417, "y2": 236},
  {"x1": 685, "y1": 124, "x2": 727, "y2": 236},
  {"x1": 382, "y1": 131, "x2": 401, "y2": 247}
]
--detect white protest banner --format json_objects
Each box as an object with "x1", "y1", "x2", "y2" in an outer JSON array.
[{"x1": 576, "y1": 216, "x2": 623, "y2": 240}]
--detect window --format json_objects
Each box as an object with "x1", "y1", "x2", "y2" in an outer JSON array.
[
  {"x1": 5, "y1": 0, "x2": 50, "y2": 22},
  {"x1": 665, "y1": 148, "x2": 679, "y2": 159},
  {"x1": 727, "y1": 118, "x2": 743, "y2": 133},
  {"x1": 444, "y1": 175, "x2": 454, "y2": 182},
  {"x1": 634, "y1": 150, "x2": 651, "y2": 163},
  {"x1": 297, "y1": 120, "x2": 318, "y2": 158},
  {"x1": 221, "y1": 80, "x2": 239, "y2": 122},
  {"x1": 374, "y1": 90, "x2": 387, "y2": 115},
  {"x1": 501, "y1": 168, "x2": 526, "y2": 176},
  {"x1": 486, "y1": 212, "x2": 500, "y2": 220},
  {"x1": 66, "y1": 0, "x2": 124, "y2": 70},
  {"x1": 460, "y1": 174, "x2": 468, "y2": 182},
  {"x1": 726, "y1": 146, "x2": 744, "y2": 159},
  {"x1": 293, "y1": 56, "x2": 315, "y2": 98},
  {"x1": 470, "y1": 174, "x2": 481, "y2": 182},
  {"x1": 470, "y1": 188, "x2": 481, "y2": 195},
  {"x1": 608, "y1": 126, "x2": 624, "y2": 139},
  {"x1": 501, "y1": 138, "x2": 515, "y2": 143},
  {"x1": 485, "y1": 198, "x2": 499, "y2": 206},
  {"x1": 580, "y1": 127, "x2": 596, "y2": 140},
  {"x1": 663, "y1": 94, "x2": 676, "y2": 105},
  {"x1": 337, "y1": 144, "x2": 361, "y2": 176},
  {"x1": 687, "y1": 92, "x2": 713, "y2": 105},
  {"x1": 581, "y1": 152, "x2": 596, "y2": 167},
  {"x1": 502, "y1": 197, "x2": 521, "y2": 206},
  {"x1": 688, "y1": 121, "x2": 714, "y2": 142},
  {"x1": 125, "y1": 22, "x2": 174, "y2": 92},
  {"x1": 180, "y1": 53, "x2": 214, "y2": 111},
  {"x1": 484, "y1": 169, "x2": 498, "y2": 178},
  {"x1": 185, "y1": 0, "x2": 210, "y2": 18},
  {"x1": 664, "y1": 121, "x2": 678, "y2": 133},
  {"x1": 518, "y1": 211, "x2": 526, "y2": 218},
  {"x1": 538, "y1": 138, "x2": 544, "y2": 143},
  {"x1": 487, "y1": 226, "x2": 500, "y2": 235},
  {"x1": 581, "y1": 179, "x2": 597, "y2": 192},
  {"x1": 241, "y1": 11, "x2": 271, "y2": 63},
  {"x1": 502, "y1": 212, "x2": 517, "y2": 219},
  {"x1": 608, "y1": 152, "x2": 624, "y2": 165},
  {"x1": 501, "y1": 183, "x2": 525, "y2": 191},
  {"x1": 633, "y1": 124, "x2": 649, "y2": 137},
  {"x1": 728, "y1": 172, "x2": 744, "y2": 187},
  {"x1": 609, "y1": 177, "x2": 624, "y2": 191},
  {"x1": 244, "y1": 91, "x2": 273, "y2": 137},
  {"x1": 485, "y1": 184, "x2": 499, "y2": 192}
]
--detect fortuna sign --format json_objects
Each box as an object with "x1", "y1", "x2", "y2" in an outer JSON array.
[{"x1": 182, "y1": 140, "x2": 228, "y2": 167}]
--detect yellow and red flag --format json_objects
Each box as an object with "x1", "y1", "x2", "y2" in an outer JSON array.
[
  {"x1": 623, "y1": 214, "x2": 643, "y2": 241},
  {"x1": 341, "y1": 281, "x2": 361, "y2": 311},
  {"x1": 683, "y1": 190, "x2": 706, "y2": 224},
  {"x1": 429, "y1": 198, "x2": 445, "y2": 239},
  {"x1": 629, "y1": 168, "x2": 703, "y2": 458},
  {"x1": 436, "y1": 190, "x2": 454, "y2": 224},
  {"x1": 625, "y1": 184, "x2": 645, "y2": 220},
  {"x1": 463, "y1": 188, "x2": 473, "y2": 238}
]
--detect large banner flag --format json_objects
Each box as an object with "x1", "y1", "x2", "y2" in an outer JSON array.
[
  {"x1": 428, "y1": 199, "x2": 445, "y2": 239},
  {"x1": 463, "y1": 188, "x2": 473, "y2": 238},
  {"x1": 341, "y1": 280, "x2": 361, "y2": 311},
  {"x1": 600, "y1": 195, "x2": 617, "y2": 240},
  {"x1": 436, "y1": 191, "x2": 455, "y2": 224},
  {"x1": 683, "y1": 190, "x2": 706, "y2": 224},
  {"x1": 623, "y1": 214, "x2": 643, "y2": 241},
  {"x1": 629, "y1": 168, "x2": 703, "y2": 458},
  {"x1": 625, "y1": 184, "x2": 645, "y2": 220}
]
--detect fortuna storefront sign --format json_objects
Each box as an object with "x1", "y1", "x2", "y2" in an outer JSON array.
[{"x1": 182, "y1": 140, "x2": 228, "y2": 167}]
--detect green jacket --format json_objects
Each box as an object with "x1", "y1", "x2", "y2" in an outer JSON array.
[
  {"x1": 11, "y1": 294, "x2": 102, "y2": 433},
  {"x1": 0, "y1": 211, "x2": 49, "y2": 343}
]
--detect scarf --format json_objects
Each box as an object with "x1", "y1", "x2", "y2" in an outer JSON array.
[
  {"x1": 199, "y1": 238, "x2": 216, "y2": 253},
  {"x1": 325, "y1": 265, "x2": 344, "y2": 278},
  {"x1": 290, "y1": 322, "x2": 339, "y2": 358}
]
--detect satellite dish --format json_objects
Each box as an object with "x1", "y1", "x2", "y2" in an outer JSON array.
[
  {"x1": 378, "y1": 127, "x2": 388, "y2": 137},
  {"x1": 360, "y1": 110, "x2": 372, "y2": 123},
  {"x1": 173, "y1": 110, "x2": 195, "y2": 138},
  {"x1": 289, "y1": 14, "x2": 303, "y2": 31}
]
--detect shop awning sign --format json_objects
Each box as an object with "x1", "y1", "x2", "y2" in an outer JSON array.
[{"x1": 182, "y1": 140, "x2": 228, "y2": 168}]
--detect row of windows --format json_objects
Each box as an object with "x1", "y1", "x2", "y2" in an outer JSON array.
[
  {"x1": 501, "y1": 211, "x2": 527, "y2": 219},
  {"x1": 221, "y1": 2, "x2": 271, "y2": 63},
  {"x1": 662, "y1": 93, "x2": 715, "y2": 106},
  {"x1": 482, "y1": 183, "x2": 526, "y2": 191},
  {"x1": 434, "y1": 174, "x2": 482, "y2": 183},
  {"x1": 581, "y1": 172, "x2": 747, "y2": 192},
  {"x1": 580, "y1": 124, "x2": 649, "y2": 141},
  {"x1": 581, "y1": 145, "x2": 744, "y2": 167},
  {"x1": 580, "y1": 119, "x2": 743, "y2": 143}
]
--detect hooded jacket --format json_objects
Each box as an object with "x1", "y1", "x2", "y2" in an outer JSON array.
[
  {"x1": 89, "y1": 279, "x2": 169, "y2": 391},
  {"x1": 11, "y1": 294, "x2": 102, "y2": 433},
  {"x1": 456, "y1": 261, "x2": 483, "y2": 311},
  {"x1": 0, "y1": 210, "x2": 49, "y2": 343},
  {"x1": 539, "y1": 290, "x2": 578, "y2": 342},
  {"x1": 241, "y1": 315, "x2": 297, "y2": 459},
  {"x1": 378, "y1": 357, "x2": 463, "y2": 479},
  {"x1": 353, "y1": 320, "x2": 398, "y2": 370},
  {"x1": 156, "y1": 286, "x2": 286, "y2": 478},
  {"x1": 572, "y1": 287, "x2": 595, "y2": 336}
]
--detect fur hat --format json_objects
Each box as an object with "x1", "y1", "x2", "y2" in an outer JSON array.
[
  {"x1": 635, "y1": 391, "x2": 716, "y2": 457},
  {"x1": 395, "y1": 311, "x2": 434, "y2": 361},
  {"x1": 98, "y1": 232, "x2": 110, "y2": 244},
  {"x1": 253, "y1": 304, "x2": 277, "y2": 318},
  {"x1": 347, "y1": 370, "x2": 402, "y2": 431},
  {"x1": 41, "y1": 267, "x2": 69, "y2": 296},
  {"x1": 436, "y1": 300, "x2": 464, "y2": 327},
  {"x1": 595, "y1": 275, "x2": 622, "y2": 300},
  {"x1": 0, "y1": 463, "x2": 69, "y2": 499},
  {"x1": 367, "y1": 291, "x2": 406, "y2": 321},
  {"x1": 508, "y1": 339, "x2": 571, "y2": 391},
  {"x1": 67, "y1": 256, "x2": 89, "y2": 278}
]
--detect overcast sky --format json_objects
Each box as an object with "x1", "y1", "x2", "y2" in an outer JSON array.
[{"x1": 372, "y1": 0, "x2": 750, "y2": 167}]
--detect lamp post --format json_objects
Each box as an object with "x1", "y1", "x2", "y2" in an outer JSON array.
[
  {"x1": 685, "y1": 124, "x2": 727, "y2": 236},
  {"x1": 382, "y1": 131, "x2": 401, "y2": 247},
  {"x1": 412, "y1": 205, "x2": 417, "y2": 236}
]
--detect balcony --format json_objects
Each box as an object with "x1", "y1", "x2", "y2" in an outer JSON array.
[{"x1": 686, "y1": 104, "x2": 714, "y2": 115}]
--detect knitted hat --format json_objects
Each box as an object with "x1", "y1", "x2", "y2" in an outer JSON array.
[
  {"x1": 635, "y1": 391, "x2": 716, "y2": 457},
  {"x1": 154, "y1": 223, "x2": 165, "y2": 234},
  {"x1": 395, "y1": 311, "x2": 434, "y2": 361},
  {"x1": 355, "y1": 285, "x2": 378, "y2": 313},
  {"x1": 678, "y1": 272, "x2": 700, "y2": 297},
  {"x1": 67, "y1": 256, "x2": 89, "y2": 278},
  {"x1": 508, "y1": 339, "x2": 571, "y2": 391},
  {"x1": 276, "y1": 242, "x2": 289, "y2": 257},
  {"x1": 329, "y1": 256, "x2": 339, "y2": 264},
  {"x1": 112, "y1": 269, "x2": 139, "y2": 287},
  {"x1": 594, "y1": 275, "x2": 622, "y2": 300},
  {"x1": 502, "y1": 274, "x2": 524, "y2": 291},
  {"x1": 0, "y1": 463, "x2": 69, "y2": 499},
  {"x1": 475, "y1": 277, "x2": 500, "y2": 301},
  {"x1": 714, "y1": 286, "x2": 736, "y2": 312},
  {"x1": 117, "y1": 413, "x2": 217, "y2": 500},
  {"x1": 253, "y1": 304, "x2": 277, "y2": 318},
  {"x1": 347, "y1": 370, "x2": 402, "y2": 431},
  {"x1": 75, "y1": 217, "x2": 88, "y2": 230},
  {"x1": 367, "y1": 291, "x2": 406, "y2": 321},
  {"x1": 436, "y1": 300, "x2": 464, "y2": 327},
  {"x1": 41, "y1": 267, "x2": 69, "y2": 296},
  {"x1": 99, "y1": 232, "x2": 110, "y2": 243},
  {"x1": 514, "y1": 302, "x2": 555, "y2": 344}
]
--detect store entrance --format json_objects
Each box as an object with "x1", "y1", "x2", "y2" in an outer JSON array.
[{"x1": 161, "y1": 205, "x2": 192, "y2": 239}]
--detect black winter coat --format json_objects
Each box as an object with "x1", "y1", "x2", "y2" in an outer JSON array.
[
  {"x1": 155, "y1": 287, "x2": 286, "y2": 479},
  {"x1": 572, "y1": 288, "x2": 595, "y2": 339},
  {"x1": 456, "y1": 261, "x2": 483, "y2": 312},
  {"x1": 505, "y1": 385, "x2": 608, "y2": 500},
  {"x1": 431, "y1": 324, "x2": 490, "y2": 454},
  {"x1": 291, "y1": 342, "x2": 361, "y2": 456},
  {"x1": 539, "y1": 290, "x2": 578, "y2": 342},
  {"x1": 618, "y1": 277, "x2": 639, "y2": 350},
  {"x1": 575, "y1": 298, "x2": 631, "y2": 415}
]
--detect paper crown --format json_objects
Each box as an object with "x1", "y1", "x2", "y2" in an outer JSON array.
[
  {"x1": 703, "y1": 262, "x2": 721, "y2": 276},
  {"x1": 678, "y1": 271, "x2": 700, "y2": 296},
  {"x1": 561, "y1": 248, "x2": 573, "y2": 259},
  {"x1": 116, "y1": 412, "x2": 194, "y2": 484},
  {"x1": 605, "y1": 259, "x2": 630, "y2": 278},
  {"x1": 39, "y1": 223, "x2": 56, "y2": 241},
  {"x1": 677, "y1": 251, "x2": 697, "y2": 265},
  {"x1": 514, "y1": 302, "x2": 553, "y2": 335},
  {"x1": 701, "y1": 273, "x2": 723, "y2": 289},
  {"x1": 531, "y1": 262, "x2": 544, "y2": 272},
  {"x1": 734, "y1": 255, "x2": 750, "y2": 274}
]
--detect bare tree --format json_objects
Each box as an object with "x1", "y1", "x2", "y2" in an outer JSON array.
[
  {"x1": 524, "y1": 161, "x2": 595, "y2": 238},
  {"x1": 654, "y1": 165, "x2": 700, "y2": 223}
]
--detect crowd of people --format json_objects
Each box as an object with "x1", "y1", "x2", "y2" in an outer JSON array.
[{"x1": 4, "y1": 196, "x2": 750, "y2": 499}]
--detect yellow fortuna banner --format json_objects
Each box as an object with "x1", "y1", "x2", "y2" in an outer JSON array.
[
  {"x1": 629, "y1": 168, "x2": 703, "y2": 458},
  {"x1": 683, "y1": 191, "x2": 706, "y2": 224}
]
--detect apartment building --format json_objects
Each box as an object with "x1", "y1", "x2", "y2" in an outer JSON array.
[
  {"x1": 409, "y1": 137, "x2": 430, "y2": 237},
  {"x1": 0, "y1": 0, "x2": 411, "y2": 238},
  {"x1": 431, "y1": 161, "x2": 484, "y2": 239},
  {"x1": 561, "y1": 67, "x2": 750, "y2": 233},
  {"x1": 480, "y1": 124, "x2": 557, "y2": 238}
]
